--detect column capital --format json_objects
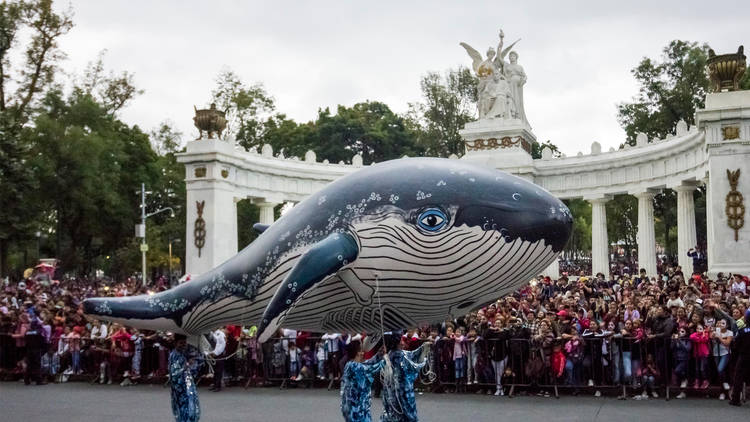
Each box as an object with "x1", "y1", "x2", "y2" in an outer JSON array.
[
  {"x1": 631, "y1": 190, "x2": 659, "y2": 199},
  {"x1": 672, "y1": 184, "x2": 699, "y2": 193},
  {"x1": 256, "y1": 201, "x2": 280, "y2": 207},
  {"x1": 584, "y1": 195, "x2": 612, "y2": 204}
]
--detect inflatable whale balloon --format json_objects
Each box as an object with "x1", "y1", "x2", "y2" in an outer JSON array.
[{"x1": 84, "y1": 158, "x2": 572, "y2": 341}]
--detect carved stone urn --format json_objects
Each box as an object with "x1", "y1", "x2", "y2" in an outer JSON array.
[
  {"x1": 193, "y1": 103, "x2": 227, "y2": 140},
  {"x1": 707, "y1": 46, "x2": 746, "y2": 92}
]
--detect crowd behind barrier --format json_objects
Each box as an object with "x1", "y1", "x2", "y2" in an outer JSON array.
[{"x1": 1, "y1": 257, "x2": 749, "y2": 401}]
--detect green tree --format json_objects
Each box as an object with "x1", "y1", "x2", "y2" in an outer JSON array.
[
  {"x1": 654, "y1": 190, "x2": 677, "y2": 256},
  {"x1": 211, "y1": 69, "x2": 274, "y2": 145},
  {"x1": 406, "y1": 66, "x2": 477, "y2": 157},
  {"x1": 606, "y1": 195, "x2": 638, "y2": 262},
  {"x1": 311, "y1": 102, "x2": 423, "y2": 164},
  {"x1": 0, "y1": 0, "x2": 73, "y2": 276},
  {"x1": 531, "y1": 140, "x2": 561, "y2": 160},
  {"x1": 28, "y1": 90, "x2": 159, "y2": 275},
  {"x1": 147, "y1": 122, "x2": 186, "y2": 278},
  {"x1": 563, "y1": 199, "x2": 592, "y2": 260},
  {"x1": 78, "y1": 50, "x2": 143, "y2": 115},
  {"x1": 617, "y1": 40, "x2": 710, "y2": 146}
]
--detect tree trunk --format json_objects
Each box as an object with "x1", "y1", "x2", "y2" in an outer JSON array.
[{"x1": 0, "y1": 238, "x2": 5, "y2": 278}]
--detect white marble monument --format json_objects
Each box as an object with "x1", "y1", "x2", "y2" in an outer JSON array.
[
  {"x1": 459, "y1": 29, "x2": 536, "y2": 178},
  {"x1": 177, "y1": 42, "x2": 750, "y2": 281}
]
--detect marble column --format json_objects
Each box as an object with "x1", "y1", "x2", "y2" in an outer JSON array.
[
  {"x1": 542, "y1": 257, "x2": 560, "y2": 279},
  {"x1": 674, "y1": 185, "x2": 698, "y2": 274},
  {"x1": 636, "y1": 192, "x2": 658, "y2": 276},
  {"x1": 258, "y1": 202, "x2": 278, "y2": 225},
  {"x1": 588, "y1": 197, "x2": 611, "y2": 277}
]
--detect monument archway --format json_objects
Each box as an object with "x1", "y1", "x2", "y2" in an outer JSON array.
[{"x1": 177, "y1": 42, "x2": 750, "y2": 279}]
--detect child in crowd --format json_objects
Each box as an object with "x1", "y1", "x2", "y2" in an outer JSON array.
[
  {"x1": 712, "y1": 319, "x2": 733, "y2": 399},
  {"x1": 315, "y1": 340, "x2": 327, "y2": 380},
  {"x1": 689, "y1": 324, "x2": 710, "y2": 389},
  {"x1": 288, "y1": 341, "x2": 300, "y2": 380},
  {"x1": 563, "y1": 327, "x2": 583, "y2": 387},
  {"x1": 671, "y1": 327, "x2": 691, "y2": 398},
  {"x1": 69, "y1": 326, "x2": 82, "y2": 375},
  {"x1": 640, "y1": 354, "x2": 659, "y2": 398},
  {"x1": 300, "y1": 343, "x2": 315, "y2": 380},
  {"x1": 465, "y1": 326, "x2": 478, "y2": 385},
  {"x1": 452, "y1": 327, "x2": 467, "y2": 388},
  {"x1": 123, "y1": 329, "x2": 144, "y2": 386}
]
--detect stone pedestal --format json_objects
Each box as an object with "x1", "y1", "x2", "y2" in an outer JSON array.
[
  {"x1": 635, "y1": 191, "x2": 658, "y2": 277},
  {"x1": 698, "y1": 90, "x2": 750, "y2": 277},
  {"x1": 460, "y1": 118, "x2": 536, "y2": 180},
  {"x1": 181, "y1": 139, "x2": 240, "y2": 276}
]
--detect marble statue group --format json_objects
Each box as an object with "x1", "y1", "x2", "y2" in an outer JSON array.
[{"x1": 461, "y1": 29, "x2": 528, "y2": 126}]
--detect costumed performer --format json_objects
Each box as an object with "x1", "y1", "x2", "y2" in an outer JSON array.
[
  {"x1": 169, "y1": 334, "x2": 204, "y2": 422},
  {"x1": 341, "y1": 341, "x2": 385, "y2": 422},
  {"x1": 380, "y1": 331, "x2": 431, "y2": 422}
]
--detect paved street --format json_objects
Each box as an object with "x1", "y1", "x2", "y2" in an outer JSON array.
[{"x1": 0, "y1": 382, "x2": 747, "y2": 421}]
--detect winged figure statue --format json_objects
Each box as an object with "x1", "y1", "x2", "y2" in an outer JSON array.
[{"x1": 460, "y1": 30, "x2": 525, "y2": 123}]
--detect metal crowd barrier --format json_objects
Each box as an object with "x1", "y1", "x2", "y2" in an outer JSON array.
[
  {"x1": 431, "y1": 335, "x2": 747, "y2": 401},
  {"x1": 0, "y1": 332, "x2": 746, "y2": 401}
]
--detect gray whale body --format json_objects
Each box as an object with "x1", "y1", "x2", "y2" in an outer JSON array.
[{"x1": 84, "y1": 158, "x2": 572, "y2": 340}]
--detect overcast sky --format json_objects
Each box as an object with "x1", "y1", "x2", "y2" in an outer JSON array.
[{"x1": 57, "y1": 1, "x2": 745, "y2": 156}]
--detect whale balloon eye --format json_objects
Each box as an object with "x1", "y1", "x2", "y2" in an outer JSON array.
[{"x1": 417, "y1": 208, "x2": 448, "y2": 232}]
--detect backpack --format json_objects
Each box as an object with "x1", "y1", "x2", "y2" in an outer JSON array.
[
  {"x1": 271, "y1": 343, "x2": 286, "y2": 369},
  {"x1": 524, "y1": 349, "x2": 545, "y2": 379}
]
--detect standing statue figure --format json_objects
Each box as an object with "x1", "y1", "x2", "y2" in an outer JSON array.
[
  {"x1": 504, "y1": 51, "x2": 529, "y2": 127},
  {"x1": 460, "y1": 30, "x2": 526, "y2": 124}
]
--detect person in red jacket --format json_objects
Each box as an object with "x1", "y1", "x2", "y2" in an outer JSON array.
[{"x1": 689, "y1": 324, "x2": 710, "y2": 389}]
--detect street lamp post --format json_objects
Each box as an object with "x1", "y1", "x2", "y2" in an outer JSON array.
[
  {"x1": 35, "y1": 231, "x2": 41, "y2": 260},
  {"x1": 137, "y1": 183, "x2": 175, "y2": 287},
  {"x1": 141, "y1": 183, "x2": 146, "y2": 287}
]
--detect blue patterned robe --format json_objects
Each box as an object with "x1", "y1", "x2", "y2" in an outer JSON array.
[
  {"x1": 341, "y1": 356, "x2": 385, "y2": 422},
  {"x1": 381, "y1": 345, "x2": 427, "y2": 422},
  {"x1": 169, "y1": 345, "x2": 203, "y2": 422}
]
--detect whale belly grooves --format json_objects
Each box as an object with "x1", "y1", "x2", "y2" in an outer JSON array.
[
  {"x1": 272, "y1": 220, "x2": 558, "y2": 334},
  {"x1": 179, "y1": 247, "x2": 308, "y2": 334}
]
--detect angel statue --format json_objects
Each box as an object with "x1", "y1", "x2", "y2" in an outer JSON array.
[{"x1": 460, "y1": 30, "x2": 522, "y2": 121}]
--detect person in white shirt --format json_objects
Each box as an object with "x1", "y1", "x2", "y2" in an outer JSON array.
[
  {"x1": 209, "y1": 328, "x2": 227, "y2": 392},
  {"x1": 315, "y1": 340, "x2": 327, "y2": 379},
  {"x1": 322, "y1": 332, "x2": 342, "y2": 380},
  {"x1": 288, "y1": 342, "x2": 300, "y2": 380},
  {"x1": 90, "y1": 321, "x2": 108, "y2": 340},
  {"x1": 666, "y1": 291, "x2": 685, "y2": 309},
  {"x1": 281, "y1": 328, "x2": 297, "y2": 352},
  {"x1": 731, "y1": 275, "x2": 747, "y2": 295}
]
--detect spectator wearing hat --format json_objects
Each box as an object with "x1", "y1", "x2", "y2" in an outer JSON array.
[
  {"x1": 380, "y1": 331, "x2": 430, "y2": 422},
  {"x1": 169, "y1": 334, "x2": 203, "y2": 422},
  {"x1": 729, "y1": 310, "x2": 750, "y2": 406}
]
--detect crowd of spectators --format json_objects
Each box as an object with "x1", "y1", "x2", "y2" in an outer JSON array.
[{"x1": 1, "y1": 260, "x2": 749, "y2": 401}]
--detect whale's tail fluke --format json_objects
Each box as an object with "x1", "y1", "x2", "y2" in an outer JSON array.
[{"x1": 83, "y1": 289, "x2": 189, "y2": 333}]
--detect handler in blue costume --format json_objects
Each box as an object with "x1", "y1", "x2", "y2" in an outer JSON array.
[
  {"x1": 380, "y1": 331, "x2": 431, "y2": 422},
  {"x1": 341, "y1": 341, "x2": 385, "y2": 422},
  {"x1": 169, "y1": 334, "x2": 204, "y2": 422}
]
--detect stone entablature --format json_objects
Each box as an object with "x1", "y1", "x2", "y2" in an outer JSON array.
[
  {"x1": 534, "y1": 125, "x2": 707, "y2": 199},
  {"x1": 178, "y1": 139, "x2": 359, "y2": 204},
  {"x1": 177, "y1": 91, "x2": 750, "y2": 280}
]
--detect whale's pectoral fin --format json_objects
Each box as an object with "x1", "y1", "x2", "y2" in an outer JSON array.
[
  {"x1": 257, "y1": 232, "x2": 359, "y2": 342},
  {"x1": 253, "y1": 223, "x2": 270, "y2": 234}
]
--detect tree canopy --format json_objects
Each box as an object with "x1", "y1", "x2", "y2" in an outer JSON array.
[{"x1": 0, "y1": 3, "x2": 734, "y2": 280}]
